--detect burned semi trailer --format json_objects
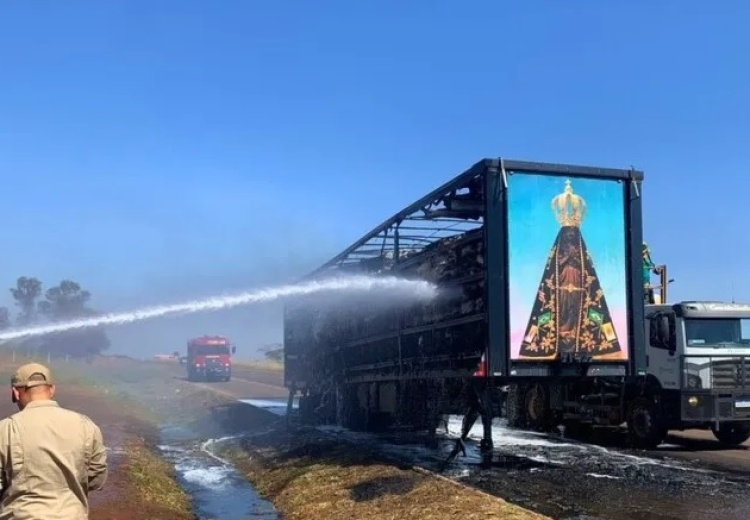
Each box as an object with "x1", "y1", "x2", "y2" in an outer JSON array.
[{"x1": 284, "y1": 158, "x2": 647, "y2": 456}]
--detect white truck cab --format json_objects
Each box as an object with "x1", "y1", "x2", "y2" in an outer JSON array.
[{"x1": 646, "y1": 301, "x2": 750, "y2": 445}]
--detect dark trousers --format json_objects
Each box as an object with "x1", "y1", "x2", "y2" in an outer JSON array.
[{"x1": 644, "y1": 284, "x2": 655, "y2": 304}]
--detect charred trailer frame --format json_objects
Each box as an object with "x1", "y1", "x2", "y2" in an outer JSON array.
[{"x1": 283, "y1": 158, "x2": 647, "y2": 459}]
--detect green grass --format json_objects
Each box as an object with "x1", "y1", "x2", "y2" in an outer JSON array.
[{"x1": 126, "y1": 441, "x2": 193, "y2": 517}]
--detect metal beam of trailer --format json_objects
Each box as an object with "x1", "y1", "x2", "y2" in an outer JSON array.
[{"x1": 300, "y1": 158, "x2": 643, "y2": 282}]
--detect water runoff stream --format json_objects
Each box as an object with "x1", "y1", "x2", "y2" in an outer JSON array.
[{"x1": 159, "y1": 426, "x2": 278, "y2": 520}]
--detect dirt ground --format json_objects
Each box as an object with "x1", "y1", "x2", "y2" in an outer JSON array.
[{"x1": 0, "y1": 359, "x2": 194, "y2": 520}]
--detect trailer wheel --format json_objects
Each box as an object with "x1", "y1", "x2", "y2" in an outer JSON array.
[
  {"x1": 627, "y1": 397, "x2": 665, "y2": 449},
  {"x1": 505, "y1": 384, "x2": 526, "y2": 428},
  {"x1": 524, "y1": 383, "x2": 552, "y2": 432},
  {"x1": 711, "y1": 423, "x2": 750, "y2": 446}
]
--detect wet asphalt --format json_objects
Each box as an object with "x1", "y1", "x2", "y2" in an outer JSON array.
[{"x1": 450, "y1": 435, "x2": 750, "y2": 520}]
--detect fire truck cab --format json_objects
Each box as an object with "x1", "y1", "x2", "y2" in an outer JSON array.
[{"x1": 186, "y1": 335, "x2": 236, "y2": 382}]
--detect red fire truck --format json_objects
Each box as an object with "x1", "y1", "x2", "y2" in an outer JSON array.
[{"x1": 186, "y1": 335, "x2": 236, "y2": 382}]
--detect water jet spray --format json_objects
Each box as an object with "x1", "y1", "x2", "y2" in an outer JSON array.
[{"x1": 0, "y1": 275, "x2": 438, "y2": 342}]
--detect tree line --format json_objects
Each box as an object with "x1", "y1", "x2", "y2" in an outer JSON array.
[{"x1": 0, "y1": 276, "x2": 110, "y2": 359}]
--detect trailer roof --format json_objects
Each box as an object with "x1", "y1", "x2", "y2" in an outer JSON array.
[{"x1": 302, "y1": 158, "x2": 643, "y2": 280}]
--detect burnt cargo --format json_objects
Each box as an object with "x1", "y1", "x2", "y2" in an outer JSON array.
[{"x1": 283, "y1": 159, "x2": 645, "y2": 397}]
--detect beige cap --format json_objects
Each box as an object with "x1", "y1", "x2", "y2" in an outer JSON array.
[{"x1": 11, "y1": 363, "x2": 54, "y2": 388}]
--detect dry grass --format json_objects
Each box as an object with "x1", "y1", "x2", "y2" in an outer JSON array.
[
  {"x1": 124, "y1": 439, "x2": 193, "y2": 519},
  {"x1": 224, "y1": 436, "x2": 548, "y2": 520},
  {"x1": 233, "y1": 358, "x2": 283, "y2": 372}
]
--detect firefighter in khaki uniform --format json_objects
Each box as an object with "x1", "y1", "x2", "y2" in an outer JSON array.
[{"x1": 0, "y1": 363, "x2": 108, "y2": 519}]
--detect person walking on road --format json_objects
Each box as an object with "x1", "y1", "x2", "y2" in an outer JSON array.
[{"x1": 0, "y1": 362, "x2": 108, "y2": 520}]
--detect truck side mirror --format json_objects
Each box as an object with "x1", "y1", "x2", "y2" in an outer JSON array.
[
  {"x1": 232, "y1": 345, "x2": 236, "y2": 354},
  {"x1": 655, "y1": 314, "x2": 675, "y2": 353}
]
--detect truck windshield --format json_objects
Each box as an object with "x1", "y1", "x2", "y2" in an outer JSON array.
[
  {"x1": 191, "y1": 345, "x2": 230, "y2": 356},
  {"x1": 684, "y1": 318, "x2": 750, "y2": 347}
]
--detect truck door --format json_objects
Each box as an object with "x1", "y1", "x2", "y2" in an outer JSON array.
[{"x1": 646, "y1": 313, "x2": 680, "y2": 389}]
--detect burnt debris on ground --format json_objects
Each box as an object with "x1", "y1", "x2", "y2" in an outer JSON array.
[
  {"x1": 217, "y1": 427, "x2": 545, "y2": 520},
  {"x1": 311, "y1": 418, "x2": 750, "y2": 520}
]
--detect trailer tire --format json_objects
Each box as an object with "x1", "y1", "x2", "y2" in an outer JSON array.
[
  {"x1": 524, "y1": 383, "x2": 552, "y2": 432},
  {"x1": 711, "y1": 423, "x2": 750, "y2": 446},
  {"x1": 627, "y1": 397, "x2": 665, "y2": 449},
  {"x1": 505, "y1": 384, "x2": 526, "y2": 428}
]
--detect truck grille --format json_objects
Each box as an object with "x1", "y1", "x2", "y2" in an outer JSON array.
[
  {"x1": 710, "y1": 359, "x2": 749, "y2": 389},
  {"x1": 205, "y1": 359, "x2": 225, "y2": 370}
]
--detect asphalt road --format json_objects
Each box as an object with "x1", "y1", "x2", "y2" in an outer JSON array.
[
  {"x1": 163, "y1": 361, "x2": 288, "y2": 400},
  {"x1": 657, "y1": 429, "x2": 750, "y2": 473}
]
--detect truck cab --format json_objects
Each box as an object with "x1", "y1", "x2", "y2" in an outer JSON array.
[
  {"x1": 646, "y1": 298, "x2": 750, "y2": 445},
  {"x1": 186, "y1": 335, "x2": 236, "y2": 382}
]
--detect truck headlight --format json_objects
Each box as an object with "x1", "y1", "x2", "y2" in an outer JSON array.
[{"x1": 686, "y1": 374, "x2": 703, "y2": 389}]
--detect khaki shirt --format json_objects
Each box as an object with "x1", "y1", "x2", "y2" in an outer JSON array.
[{"x1": 0, "y1": 400, "x2": 107, "y2": 520}]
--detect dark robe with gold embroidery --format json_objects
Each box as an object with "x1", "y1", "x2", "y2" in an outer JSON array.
[{"x1": 518, "y1": 225, "x2": 622, "y2": 358}]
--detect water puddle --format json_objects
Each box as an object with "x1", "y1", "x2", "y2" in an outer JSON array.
[
  {"x1": 159, "y1": 425, "x2": 278, "y2": 520},
  {"x1": 240, "y1": 398, "x2": 298, "y2": 416}
]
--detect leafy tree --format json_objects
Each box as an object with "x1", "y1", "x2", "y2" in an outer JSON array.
[
  {"x1": 38, "y1": 279, "x2": 110, "y2": 359},
  {"x1": 10, "y1": 277, "x2": 42, "y2": 325},
  {"x1": 0, "y1": 307, "x2": 10, "y2": 330},
  {"x1": 38, "y1": 280, "x2": 91, "y2": 320},
  {"x1": 262, "y1": 343, "x2": 284, "y2": 363}
]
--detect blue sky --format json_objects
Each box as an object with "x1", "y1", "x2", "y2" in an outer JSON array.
[
  {"x1": 507, "y1": 174, "x2": 627, "y2": 357},
  {"x1": 1, "y1": 1, "x2": 749, "y2": 357}
]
